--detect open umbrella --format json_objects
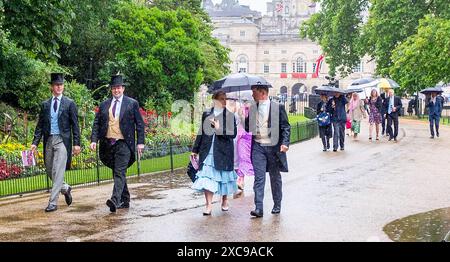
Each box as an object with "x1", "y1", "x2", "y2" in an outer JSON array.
[
  {"x1": 377, "y1": 78, "x2": 400, "y2": 90},
  {"x1": 314, "y1": 85, "x2": 346, "y2": 95},
  {"x1": 209, "y1": 73, "x2": 272, "y2": 93},
  {"x1": 420, "y1": 87, "x2": 443, "y2": 95},
  {"x1": 349, "y1": 77, "x2": 376, "y2": 87}
]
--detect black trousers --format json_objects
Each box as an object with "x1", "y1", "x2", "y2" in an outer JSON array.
[
  {"x1": 111, "y1": 140, "x2": 131, "y2": 205},
  {"x1": 381, "y1": 113, "x2": 386, "y2": 134},
  {"x1": 251, "y1": 142, "x2": 282, "y2": 211},
  {"x1": 429, "y1": 115, "x2": 440, "y2": 137},
  {"x1": 386, "y1": 114, "x2": 399, "y2": 139}
]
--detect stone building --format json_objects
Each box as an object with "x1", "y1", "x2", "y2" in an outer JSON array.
[{"x1": 204, "y1": 0, "x2": 376, "y2": 98}]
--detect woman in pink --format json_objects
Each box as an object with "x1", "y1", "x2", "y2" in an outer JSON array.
[{"x1": 235, "y1": 101, "x2": 254, "y2": 191}]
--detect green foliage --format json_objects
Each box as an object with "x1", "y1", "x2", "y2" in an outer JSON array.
[
  {"x1": 362, "y1": 0, "x2": 429, "y2": 76},
  {"x1": 300, "y1": 0, "x2": 368, "y2": 77},
  {"x1": 3, "y1": 0, "x2": 75, "y2": 61},
  {"x1": 64, "y1": 80, "x2": 96, "y2": 137},
  {"x1": 390, "y1": 16, "x2": 450, "y2": 94},
  {"x1": 106, "y1": 2, "x2": 206, "y2": 104}
]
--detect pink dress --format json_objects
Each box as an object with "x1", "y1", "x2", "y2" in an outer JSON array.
[{"x1": 235, "y1": 106, "x2": 254, "y2": 177}]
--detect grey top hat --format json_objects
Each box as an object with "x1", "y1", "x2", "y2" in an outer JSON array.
[{"x1": 49, "y1": 73, "x2": 64, "y2": 84}]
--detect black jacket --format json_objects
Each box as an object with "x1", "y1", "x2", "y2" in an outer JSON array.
[
  {"x1": 383, "y1": 96, "x2": 403, "y2": 118},
  {"x1": 368, "y1": 96, "x2": 383, "y2": 113},
  {"x1": 192, "y1": 108, "x2": 237, "y2": 172},
  {"x1": 245, "y1": 101, "x2": 291, "y2": 172},
  {"x1": 91, "y1": 95, "x2": 145, "y2": 168},
  {"x1": 32, "y1": 96, "x2": 81, "y2": 170}
]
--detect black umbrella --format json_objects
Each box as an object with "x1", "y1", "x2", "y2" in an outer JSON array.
[
  {"x1": 314, "y1": 85, "x2": 346, "y2": 95},
  {"x1": 420, "y1": 87, "x2": 443, "y2": 94},
  {"x1": 345, "y1": 88, "x2": 363, "y2": 94},
  {"x1": 209, "y1": 73, "x2": 272, "y2": 93}
]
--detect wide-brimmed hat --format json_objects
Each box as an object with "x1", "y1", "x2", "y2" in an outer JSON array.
[
  {"x1": 109, "y1": 74, "x2": 126, "y2": 87},
  {"x1": 49, "y1": 73, "x2": 64, "y2": 84}
]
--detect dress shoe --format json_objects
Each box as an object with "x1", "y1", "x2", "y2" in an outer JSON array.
[
  {"x1": 271, "y1": 207, "x2": 281, "y2": 214},
  {"x1": 106, "y1": 199, "x2": 117, "y2": 213},
  {"x1": 340, "y1": 147, "x2": 344, "y2": 151},
  {"x1": 64, "y1": 186, "x2": 72, "y2": 206},
  {"x1": 333, "y1": 149, "x2": 337, "y2": 152},
  {"x1": 45, "y1": 204, "x2": 57, "y2": 212},
  {"x1": 250, "y1": 209, "x2": 263, "y2": 217},
  {"x1": 322, "y1": 148, "x2": 327, "y2": 152},
  {"x1": 388, "y1": 137, "x2": 392, "y2": 141},
  {"x1": 394, "y1": 137, "x2": 397, "y2": 142},
  {"x1": 118, "y1": 202, "x2": 130, "y2": 209},
  {"x1": 430, "y1": 136, "x2": 435, "y2": 139},
  {"x1": 437, "y1": 132, "x2": 439, "y2": 137}
]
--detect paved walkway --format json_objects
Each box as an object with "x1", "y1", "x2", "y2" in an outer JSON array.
[{"x1": 1, "y1": 118, "x2": 449, "y2": 242}]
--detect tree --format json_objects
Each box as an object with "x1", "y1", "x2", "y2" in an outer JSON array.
[
  {"x1": 390, "y1": 16, "x2": 450, "y2": 94},
  {"x1": 361, "y1": 0, "x2": 429, "y2": 76},
  {"x1": 300, "y1": 0, "x2": 368, "y2": 77},
  {"x1": 105, "y1": 2, "x2": 207, "y2": 105},
  {"x1": 151, "y1": 0, "x2": 230, "y2": 85},
  {"x1": 59, "y1": 0, "x2": 120, "y2": 94},
  {"x1": 2, "y1": 0, "x2": 75, "y2": 61}
]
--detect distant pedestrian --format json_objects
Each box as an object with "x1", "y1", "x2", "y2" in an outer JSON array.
[
  {"x1": 426, "y1": 92, "x2": 443, "y2": 139},
  {"x1": 348, "y1": 92, "x2": 366, "y2": 139},
  {"x1": 367, "y1": 89, "x2": 383, "y2": 141},
  {"x1": 383, "y1": 89, "x2": 402, "y2": 142},
  {"x1": 316, "y1": 94, "x2": 332, "y2": 151},
  {"x1": 327, "y1": 92, "x2": 348, "y2": 151}
]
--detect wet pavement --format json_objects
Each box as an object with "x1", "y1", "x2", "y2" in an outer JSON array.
[{"x1": 1, "y1": 118, "x2": 450, "y2": 242}]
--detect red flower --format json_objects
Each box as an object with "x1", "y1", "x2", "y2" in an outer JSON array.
[{"x1": 94, "y1": 106, "x2": 99, "y2": 113}]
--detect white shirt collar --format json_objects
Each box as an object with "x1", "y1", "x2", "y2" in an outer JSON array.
[
  {"x1": 113, "y1": 95, "x2": 124, "y2": 103},
  {"x1": 259, "y1": 99, "x2": 270, "y2": 106},
  {"x1": 52, "y1": 94, "x2": 63, "y2": 100}
]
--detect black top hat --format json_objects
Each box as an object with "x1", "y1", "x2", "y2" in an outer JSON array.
[
  {"x1": 109, "y1": 74, "x2": 126, "y2": 87},
  {"x1": 49, "y1": 73, "x2": 64, "y2": 84}
]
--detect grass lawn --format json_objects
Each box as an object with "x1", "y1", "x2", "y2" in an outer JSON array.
[
  {"x1": 402, "y1": 115, "x2": 450, "y2": 126},
  {"x1": 0, "y1": 152, "x2": 190, "y2": 197}
]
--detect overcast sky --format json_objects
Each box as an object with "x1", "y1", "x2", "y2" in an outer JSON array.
[{"x1": 211, "y1": 0, "x2": 268, "y2": 14}]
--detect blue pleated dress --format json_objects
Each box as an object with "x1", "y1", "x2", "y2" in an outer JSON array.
[{"x1": 192, "y1": 135, "x2": 238, "y2": 196}]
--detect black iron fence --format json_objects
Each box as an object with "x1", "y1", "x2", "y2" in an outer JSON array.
[{"x1": 0, "y1": 119, "x2": 318, "y2": 198}]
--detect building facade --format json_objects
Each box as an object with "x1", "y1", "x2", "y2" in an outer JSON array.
[{"x1": 204, "y1": 0, "x2": 376, "y2": 98}]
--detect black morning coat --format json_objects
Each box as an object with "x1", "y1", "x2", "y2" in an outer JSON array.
[
  {"x1": 90, "y1": 95, "x2": 145, "y2": 169},
  {"x1": 192, "y1": 108, "x2": 237, "y2": 172}
]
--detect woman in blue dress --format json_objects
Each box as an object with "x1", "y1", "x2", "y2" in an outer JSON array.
[{"x1": 191, "y1": 91, "x2": 238, "y2": 215}]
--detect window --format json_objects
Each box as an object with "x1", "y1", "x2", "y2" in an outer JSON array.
[
  {"x1": 294, "y1": 57, "x2": 306, "y2": 73},
  {"x1": 313, "y1": 50, "x2": 318, "y2": 54},
  {"x1": 264, "y1": 50, "x2": 269, "y2": 55},
  {"x1": 312, "y1": 63, "x2": 317, "y2": 73},
  {"x1": 281, "y1": 63, "x2": 287, "y2": 73},
  {"x1": 264, "y1": 64, "x2": 270, "y2": 74},
  {"x1": 281, "y1": 50, "x2": 287, "y2": 54},
  {"x1": 237, "y1": 56, "x2": 248, "y2": 73},
  {"x1": 353, "y1": 60, "x2": 364, "y2": 73},
  {"x1": 240, "y1": 31, "x2": 246, "y2": 37}
]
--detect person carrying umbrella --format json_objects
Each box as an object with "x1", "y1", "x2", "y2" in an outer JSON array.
[
  {"x1": 327, "y1": 91, "x2": 348, "y2": 151},
  {"x1": 426, "y1": 91, "x2": 444, "y2": 138}
]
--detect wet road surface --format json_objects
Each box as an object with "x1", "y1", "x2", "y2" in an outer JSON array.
[{"x1": 1, "y1": 118, "x2": 450, "y2": 242}]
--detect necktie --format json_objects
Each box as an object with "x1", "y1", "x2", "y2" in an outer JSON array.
[
  {"x1": 112, "y1": 99, "x2": 119, "y2": 118},
  {"x1": 388, "y1": 97, "x2": 393, "y2": 114},
  {"x1": 53, "y1": 97, "x2": 58, "y2": 113}
]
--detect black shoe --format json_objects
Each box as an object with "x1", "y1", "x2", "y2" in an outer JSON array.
[
  {"x1": 323, "y1": 148, "x2": 327, "y2": 152},
  {"x1": 250, "y1": 209, "x2": 263, "y2": 217},
  {"x1": 333, "y1": 149, "x2": 337, "y2": 152},
  {"x1": 118, "y1": 202, "x2": 130, "y2": 209},
  {"x1": 271, "y1": 207, "x2": 281, "y2": 214},
  {"x1": 394, "y1": 137, "x2": 397, "y2": 142},
  {"x1": 430, "y1": 136, "x2": 435, "y2": 139},
  {"x1": 437, "y1": 133, "x2": 439, "y2": 137},
  {"x1": 64, "y1": 187, "x2": 72, "y2": 206},
  {"x1": 388, "y1": 137, "x2": 393, "y2": 141},
  {"x1": 106, "y1": 199, "x2": 117, "y2": 213},
  {"x1": 45, "y1": 204, "x2": 57, "y2": 212},
  {"x1": 340, "y1": 147, "x2": 344, "y2": 151}
]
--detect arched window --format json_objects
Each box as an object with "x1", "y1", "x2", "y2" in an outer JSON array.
[{"x1": 237, "y1": 55, "x2": 248, "y2": 73}]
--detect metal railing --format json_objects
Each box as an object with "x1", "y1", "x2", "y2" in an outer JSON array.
[{"x1": 0, "y1": 120, "x2": 318, "y2": 198}]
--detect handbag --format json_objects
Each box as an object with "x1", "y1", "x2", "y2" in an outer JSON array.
[
  {"x1": 316, "y1": 111, "x2": 331, "y2": 127},
  {"x1": 346, "y1": 119, "x2": 352, "y2": 129},
  {"x1": 186, "y1": 155, "x2": 199, "y2": 182}
]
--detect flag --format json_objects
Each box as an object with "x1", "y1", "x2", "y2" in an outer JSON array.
[
  {"x1": 276, "y1": 2, "x2": 284, "y2": 13},
  {"x1": 313, "y1": 54, "x2": 324, "y2": 77}
]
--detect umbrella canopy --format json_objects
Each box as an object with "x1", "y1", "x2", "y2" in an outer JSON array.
[
  {"x1": 377, "y1": 78, "x2": 400, "y2": 90},
  {"x1": 420, "y1": 87, "x2": 443, "y2": 94},
  {"x1": 314, "y1": 85, "x2": 346, "y2": 95},
  {"x1": 349, "y1": 77, "x2": 376, "y2": 87},
  {"x1": 226, "y1": 90, "x2": 253, "y2": 101},
  {"x1": 209, "y1": 73, "x2": 272, "y2": 93}
]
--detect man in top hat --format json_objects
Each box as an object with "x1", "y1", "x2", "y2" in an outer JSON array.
[
  {"x1": 31, "y1": 73, "x2": 81, "y2": 212},
  {"x1": 426, "y1": 92, "x2": 444, "y2": 138},
  {"x1": 90, "y1": 74, "x2": 145, "y2": 212},
  {"x1": 383, "y1": 89, "x2": 402, "y2": 142},
  {"x1": 245, "y1": 84, "x2": 290, "y2": 217}
]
